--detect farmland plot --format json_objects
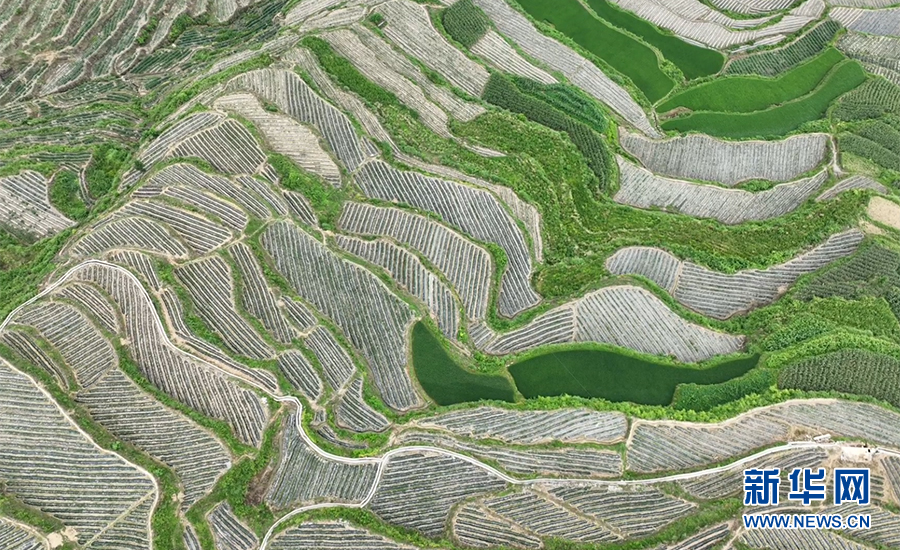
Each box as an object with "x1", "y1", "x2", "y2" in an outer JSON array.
[
  {"x1": 213, "y1": 92, "x2": 342, "y2": 186},
  {"x1": 761, "y1": 399, "x2": 900, "y2": 449},
  {"x1": 299, "y1": 5, "x2": 369, "y2": 32},
  {"x1": 412, "y1": 406, "x2": 627, "y2": 445},
  {"x1": 53, "y1": 282, "x2": 119, "y2": 333},
  {"x1": 261, "y1": 221, "x2": 422, "y2": 411},
  {"x1": 481, "y1": 286, "x2": 745, "y2": 362},
  {"x1": 148, "y1": 163, "x2": 273, "y2": 219},
  {"x1": 839, "y1": 505, "x2": 900, "y2": 548},
  {"x1": 0, "y1": 358, "x2": 156, "y2": 549},
  {"x1": 282, "y1": 191, "x2": 318, "y2": 227},
  {"x1": 740, "y1": 526, "x2": 869, "y2": 549},
  {"x1": 335, "y1": 234, "x2": 459, "y2": 339},
  {"x1": 160, "y1": 185, "x2": 249, "y2": 232},
  {"x1": 606, "y1": 229, "x2": 864, "y2": 319},
  {"x1": 323, "y1": 29, "x2": 453, "y2": 137},
  {"x1": 0, "y1": 171, "x2": 74, "y2": 239},
  {"x1": 171, "y1": 118, "x2": 271, "y2": 179},
  {"x1": 209, "y1": 502, "x2": 258, "y2": 550},
  {"x1": 627, "y1": 414, "x2": 792, "y2": 473},
  {"x1": 726, "y1": 20, "x2": 842, "y2": 76},
  {"x1": 267, "y1": 413, "x2": 377, "y2": 509},
  {"x1": 0, "y1": 518, "x2": 45, "y2": 550},
  {"x1": 483, "y1": 490, "x2": 618, "y2": 543},
  {"x1": 374, "y1": 0, "x2": 489, "y2": 97},
  {"x1": 339, "y1": 202, "x2": 492, "y2": 321},
  {"x1": 614, "y1": 158, "x2": 828, "y2": 224},
  {"x1": 350, "y1": 24, "x2": 486, "y2": 122},
  {"x1": 619, "y1": 130, "x2": 829, "y2": 186},
  {"x1": 225, "y1": 69, "x2": 371, "y2": 172},
  {"x1": 117, "y1": 200, "x2": 234, "y2": 255},
  {"x1": 229, "y1": 242, "x2": 294, "y2": 345},
  {"x1": 106, "y1": 250, "x2": 162, "y2": 291},
  {"x1": 157, "y1": 287, "x2": 281, "y2": 395},
  {"x1": 73, "y1": 263, "x2": 270, "y2": 446},
  {"x1": 452, "y1": 502, "x2": 543, "y2": 549},
  {"x1": 677, "y1": 447, "x2": 827, "y2": 500},
  {"x1": 0, "y1": 329, "x2": 68, "y2": 386},
  {"x1": 77, "y1": 368, "x2": 231, "y2": 508},
  {"x1": 663, "y1": 522, "x2": 730, "y2": 550},
  {"x1": 277, "y1": 351, "x2": 323, "y2": 403},
  {"x1": 608, "y1": 0, "x2": 823, "y2": 49},
  {"x1": 334, "y1": 377, "x2": 391, "y2": 433},
  {"x1": 131, "y1": 113, "x2": 223, "y2": 182},
  {"x1": 471, "y1": 0, "x2": 659, "y2": 136},
  {"x1": 396, "y1": 431, "x2": 623, "y2": 478},
  {"x1": 838, "y1": 32, "x2": 900, "y2": 86},
  {"x1": 13, "y1": 301, "x2": 118, "y2": 388},
  {"x1": 175, "y1": 256, "x2": 275, "y2": 360},
  {"x1": 282, "y1": 297, "x2": 318, "y2": 333},
  {"x1": 548, "y1": 484, "x2": 697, "y2": 537},
  {"x1": 471, "y1": 31, "x2": 556, "y2": 85},
  {"x1": 71, "y1": 217, "x2": 190, "y2": 258},
  {"x1": 304, "y1": 326, "x2": 357, "y2": 391},
  {"x1": 369, "y1": 451, "x2": 507, "y2": 537},
  {"x1": 817, "y1": 175, "x2": 888, "y2": 201},
  {"x1": 831, "y1": 6, "x2": 900, "y2": 36},
  {"x1": 355, "y1": 161, "x2": 539, "y2": 317},
  {"x1": 184, "y1": 525, "x2": 202, "y2": 550},
  {"x1": 269, "y1": 521, "x2": 419, "y2": 550},
  {"x1": 708, "y1": 0, "x2": 794, "y2": 14}
]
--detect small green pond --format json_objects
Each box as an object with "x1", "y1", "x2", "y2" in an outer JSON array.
[{"x1": 509, "y1": 349, "x2": 759, "y2": 405}]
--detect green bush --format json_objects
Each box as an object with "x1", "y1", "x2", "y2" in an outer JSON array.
[
  {"x1": 482, "y1": 73, "x2": 613, "y2": 191},
  {"x1": 725, "y1": 20, "x2": 841, "y2": 77},
  {"x1": 511, "y1": 76, "x2": 608, "y2": 134},
  {"x1": 516, "y1": 0, "x2": 674, "y2": 102},
  {"x1": 834, "y1": 78, "x2": 900, "y2": 122},
  {"x1": 795, "y1": 244, "x2": 900, "y2": 301},
  {"x1": 779, "y1": 349, "x2": 900, "y2": 407},
  {"x1": 840, "y1": 133, "x2": 900, "y2": 172},
  {"x1": 662, "y1": 60, "x2": 867, "y2": 138},
  {"x1": 854, "y1": 119, "x2": 900, "y2": 156},
  {"x1": 268, "y1": 153, "x2": 345, "y2": 228},
  {"x1": 85, "y1": 143, "x2": 132, "y2": 199},
  {"x1": 673, "y1": 368, "x2": 776, "y2": 411},
  {"x1": 49, "y1": 170, "x2": 87, "y2": 221},
  {"x1": 585, "y1": 0, "x2": 723, "y2": 79},
  {"x1": 659, "y1": 48, "x2": 844, "y2": 114},
  {"x1": 441, "y1": 0, "x2": 491, "y2": 48}
]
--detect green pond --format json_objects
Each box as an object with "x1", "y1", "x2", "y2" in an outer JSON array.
[
  {"x1": 411, "y1": 322, "x2": 515, "y2": 406},
  {"x1": 509, "y1": 349, "x2": 759, "y2": 405}
]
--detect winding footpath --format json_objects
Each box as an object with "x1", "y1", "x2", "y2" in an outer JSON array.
[{"x1": 3, "y1": 260, "x2": 898, "y2": 549}]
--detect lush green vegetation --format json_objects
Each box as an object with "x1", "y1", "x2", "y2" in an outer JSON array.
[
  {"x1": 673, "y1": 368, "x2": 776, "y2": 411},
  {"x1": 482, "y1": 73, "x2": 613, "y2": 191},
  {"x1": 659, "y1": 48, "x2": 844, "y2": 114},
  {"x1": 839, "y1": 119, "x2": 900, "y2": 173},
  {"x1": 302, "y1": 36, "x2": 398, "y2": 106},
  {"x1": 833, "y1": 77, "x2": 900, "y2": 122},
  {"x1": 585, "y1": 0, "x2": 724, "y2": 79},
  {"x1": 268, "y1": 153, "x2": 346, "y2": 227},
  {"x1": 48, "y1": 170, "x2": 88, "y2": 221},
  {"x1": 136, "y1": 16, "x2": 160, "y2": 46},
  {"x1": 725, "y1": 20, "x2": 841, "y2": 77},
  {"x1": 85, "y1": 143, "x2": 132, "y2": 199},
  {"x1": 509, "y1": 348, "x2": 758, "y2": 405},
  {"x1": 662, "y1": 60, "x2": 867, "y2": 138},
  {"x1": 795, "y1": 244, "x2": 900, "y2": 302},
  {"x1": 411, "y1": 322, "x2": 515, "y2": 405},
  {"x1": 510, "y1": 76, "x2": 609, "y2": 133},
  {"x1": 515, "y1": 0, "x2": 674, "y2": 102},
  {"x1": 441, "y1": 0, "x2": 491, "y2": 48},
  {"x1": 779, "y1": 349, "x2": 900, "y2": 407}
]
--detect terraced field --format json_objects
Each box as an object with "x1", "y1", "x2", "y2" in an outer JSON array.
[{"x1": 2, "y1": 0, "x2": 900, "y2": 548}]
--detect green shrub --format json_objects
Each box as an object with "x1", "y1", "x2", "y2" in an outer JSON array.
[
  {"x1": 516, "y1": 0, "x2": 674, "y2": 102},
  {"x1": 302, "y1": 36, "x2": 399, "y2": 106},
  {"x1": 674, "y1": 368, "x2": 776, "y2": 411},
  {"x1": 854, "y1": 119, "x2": 900, "y2": 156},
  {"x1": 779, "y1": 349, "x2": 900, "y2": 407},
  {"x1": 659, "y1": 48, "x2": 844, "y2": 114},
  {"x1": 268, "y1": 153, "x2": 346, "y2": 228},
  {"x1": 49, "y1": 170, "x2": 87, "y2": 221},
  {"x1": 511, "y1": 76, "x2": 608, "y2": 134},
  {"x1": 441, "y1": 0, "x2": 491, "y2": 48},
  {"x1": 482, "y1": 73, "x2": 613, "y2": 191},
  {"x1": 760, "y1": 314, "x2": 837, "y2": 351},
  {"x1": 840, "y1": 133, "x2": 900, "y2": 172},
  {"x1": 585, "y1": 0, "x2": 723, "y2": 79},
  {"x1": 834, "y1": 78, "x2": 900, "y2": 122},
  {"x1": 85, "y1": 143, "x2": 131, "y2": 199},
  {"x1": 662, "y1": 60, "x2": 867, "y2": 138},
  {"x1": 795, "y1": 244, "x2": 900, "y2": 301},
  {"x1": 725, "y1": 20, "x2": 841, "y2": 77}
]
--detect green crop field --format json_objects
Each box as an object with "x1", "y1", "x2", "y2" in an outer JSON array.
[
  {"x1": 515, "y1": 0, "x2": 674, "y2": 102},
  {"x1": 410, "y1": 322, "x2": 516, "y2": 406},
  {"x1": 585, "y1": 0, "x2": 724, "y2": 79},
  {"x1": 725, "y1": 19, "x2": 841, "y2": 77},
  {"x1": 661, "y1": 60, "x2": 867, "y2": 138},
  {"x1": 779, "y1": 349, "x2": 900, "y2": 408},
  {"x1": 442, "y1": 0, "x2": 491, "y2": 47},
  {"x1": 509, "y1": 348, "x2": 758, "y2": 405},
  {"x1": 658, "y1": 48, "x2": 844, "y2": 114}
]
